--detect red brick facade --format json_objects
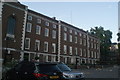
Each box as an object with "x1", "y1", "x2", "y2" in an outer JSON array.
[{"x1": 2, "y1": 2, "x2": 100, "y2": 65}]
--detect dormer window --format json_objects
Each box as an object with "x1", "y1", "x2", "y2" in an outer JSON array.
[
  {"x1": 28, "y1": 15, "x2": 32, "y2": 20},
  {"x1": 45, "y1": 21, "x2": 49, "y2": 26}
]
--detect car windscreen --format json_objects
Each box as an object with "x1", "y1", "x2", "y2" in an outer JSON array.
[
  {"x1": 37, "y1": 64, "x2": 60, "y2": 73},
  {"x1": 57, "y1": 64, "x2": 71, "y2": 71}
]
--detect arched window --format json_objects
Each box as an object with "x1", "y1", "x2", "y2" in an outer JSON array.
[{"x1": 6, "y1": 16, "x2": 16, "y2": 38}]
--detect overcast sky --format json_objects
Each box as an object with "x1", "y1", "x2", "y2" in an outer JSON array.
[{"x1": 21, "y1": 2, "x2": 118, "y2": 43}]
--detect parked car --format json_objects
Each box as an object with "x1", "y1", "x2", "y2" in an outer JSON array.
[
  {"x1": 56, "y1": 62, "x2": 85, "y2": 80},
  {"x1": 2, "y1": 61, "x2": 85, "y2": 80},
  {"x1": 3, "y1": 61, "x2": 62, "y2": 80}
]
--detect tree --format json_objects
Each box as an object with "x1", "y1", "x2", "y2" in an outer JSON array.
[
  {"x1": 90, "y1": 26, "x2": 112, "y2": 64},
  {"x1": 117, "y1": 33, "x2": 120, "y2": 65}
]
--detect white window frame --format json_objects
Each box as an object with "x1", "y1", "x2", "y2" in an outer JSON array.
[
  {"x1": 63, "y1": 45, "x2": 67, "y2": 54},
  {"x1": 97, "y1": 52, "x2": 99, "y2": 58},
  {"x1": 87, "y1": 50, "x2": 90, "y2": 57},
  {"x1": 64, "y1": 33, "x2": 67, "y2": 41},
  {"x1": 64, "y1": 27, "x2": 67, "y2": 31},
  {"x1": 80, "y1": 38, "x2": 82, "y2": 45},
  {"x1": 45, "y1": 28, "x2": 49, "y2": 37},
  {"x1": 45, "y1": 21, "x2": 49, "y2": 26},
  {"x1": 75, "y1": 47, "x2": 78, "y2": 55},
  {"x1": 71, "y1": 57, "x2": 74, "y2": 64},
  {"x1": 28, "y1": 15, "x2": 32, "y2": 20},
  {"x1": 52, "y1": 30, "x2": 56, "y2": 39},
  {"x1": 94, "y1": 52, "x2": 96, "y2": 58},
  {"x1": 80, "y1": 48, "x2": 82, "y2": 56},
  {"x1": 75, "y1": 31, "x2": 77, "y2": 35},
  {"x1": 97, "y1": 44, "x2": 99, "y2": 50},
  {"x1": 84, "y1": 49, "x2": 86, "y2": 57},
  {"x1": 69, "y1": 35, "x2": 72, "y2": 42},
  {"x1": 69, "y1": 46, "x2": 72, "y2": 55},
  {"x1": 64, "y1": 57, "x2": 67, "y2": 64},
  {"x1": 26, "y1": 22, "x2": 32, "y2": 32},
  {"x1": 52, "y1": 43, "x2": 56, "y2": 53},
  {"x1": 79, "y1": 33, "x2": 82, "y2": 37},
  {"x1": 88, "y1": 41, "x2": 90, "y2": 48},
  {"x1": 53, "y1": 24, "x2": 57, "y2": 28},
  {"x1": 37, "y1": 18, "x2": 41, "y2": 23},
  {"x1": 35, "y1": 40, "x2": 40, "y2": 51},
  {"x1": 75, "y1": 36, "x2": 77, "y2": 43},
  {"x1": 25, "y1": 38, "x2": 30, "y2": 49},
  {"x1": 36, "y1": 25, "x2": 41, "y2": 35},
  {"x1": 46, "y1": 55, "x2": 48, "y2": 62},
  {"x1": 91, "y1": 51, "x2": 93, "y2": 58},
  {"x1": 94, "y1": 44, "x2": 96, "y2": 49},
  {"x1": 84, "y1": 39, "x2": 86, "y2": 46},
  {"x1": 91, "y1": 43, "x2": 93, "y2": 48},
  {"x1": 70, "y1": 29, "x2": 72, "y2": 33},
  {"x1": 44, "y1": 42, "x2": 48, "y2": 52},
  {"x1": 83, "y1": 34, "x2": 86, "y2": 38}
]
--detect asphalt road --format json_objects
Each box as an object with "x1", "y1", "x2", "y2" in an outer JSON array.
[{"x1": 74, "y1": 66, "x2": 120, "y2": 80}]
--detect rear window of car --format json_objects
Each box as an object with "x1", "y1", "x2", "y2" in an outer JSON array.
[
  {"x1": 15, "y1": 61, "x2": 35, "y2": 72},
  {"x1": 37, "y1": 64, "x2": 60, "y2": 73},
  {"x1": 57, "y1": 64, "x2": 71, "y2": 71}
]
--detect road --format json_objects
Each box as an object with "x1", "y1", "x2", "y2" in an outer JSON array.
[{"x1": 74, "y1": 66, "x2": 120, "y2": 80}]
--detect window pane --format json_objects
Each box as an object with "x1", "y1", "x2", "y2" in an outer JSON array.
[
  {"x1": 52, "y1": 43, "x2": 56, "y2": 53},
  {"x1": 70, "y1": 35, "x2": 72, "y2": 42},
  {"x1": 45, "y1": 28, "x2": 49, "y2": 37},
  {"x1": 64, "y1": 33, "x2": 67, "y2": 41},
  {"x1": 25, "y1": 38, "x2": 30, "y2": 49},
  {"x1": 69, "y1": 46, "x2": 72, "y2": 55},
  {"x1": 28, "y1": 15, "x2": 32, "y2": 20},
  {"x1": 44, "y1": 42, "x2": 48, "y2": 52},
  {"x1": 64, "y1": 45, "x2": 67, "y2": 54},
  {"x1": 53, "y1": 24, "x2": 56, "y2": 28},
  {"x1": 37, "y1": 19, "x2": 41, "y2": 23},
  {"x1": 36, "y1": 25, "x2": 41, "y2": 35},
  {"x1": 45, "y1": 21, "x2": 49, "y2": 26},
  {"x1": 7, "y1": 16, "x2": 16, "y2": 36},
  {"x1": 26, "y1": 23, "x2": 32, "y2": 32},
  {"x1": 35, "y1": 40, "x2": 40, "y2": 51},
  {"x1": 52, "y1": 30, "x2": 56, "y2": 39}
]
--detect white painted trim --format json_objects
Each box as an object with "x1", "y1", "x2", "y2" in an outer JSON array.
[
  {"x1": 26, "y1": 22, "x2": 32, "y2": 32},
  {"x1": 4, "y1": 3, "x2": 27, "y2": 11},
  {"x1": 58, "y1": 20, "x2": 61, "y2": 62},
  {"x1": 28, "y1": 13, "x2": 58, "y2": 25},
  {"x1": 44, "y1": 41, "x2": 48, "y2": 52},
  {"x1": 3, "y1": 48, "x2": 58, "y2": 56},
  {"x1": 24, "y1": 38, "x2": 30, "y2": 50},
  {"x1": 35, "y1": 39, "x2": 40, "y2": 51},
  {"x1": 20, "y1": 6, "x2": 28, "y2": 61}
]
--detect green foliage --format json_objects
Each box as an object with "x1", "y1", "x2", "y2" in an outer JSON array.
[
  {"x1": 89, "y1": 26, "x2": 112, "y2": 64},
  {"x1": 117, "y1": 33, "x2": 120, "y2": 64},
  {"x1": 117, "y1": 33, "x2": 120, "y2": 42}
]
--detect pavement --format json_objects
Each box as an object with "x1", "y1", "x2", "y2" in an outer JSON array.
[{"x1": 73, "y1": 66, "x2": 120, "y2": 80}]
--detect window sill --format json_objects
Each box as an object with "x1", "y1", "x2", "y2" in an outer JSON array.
[{"x1": 6, "y1": 34, "x2": 15, "y2": 38}]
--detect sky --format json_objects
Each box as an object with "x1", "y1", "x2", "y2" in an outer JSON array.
[{"x1": 21, "y1": 2, "x2": 118, "y2": 43}]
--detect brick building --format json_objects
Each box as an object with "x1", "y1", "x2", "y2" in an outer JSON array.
[{"x1": 2, "y1": 2, "x2": 100, "y2": 65}]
